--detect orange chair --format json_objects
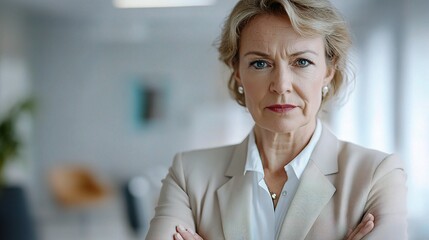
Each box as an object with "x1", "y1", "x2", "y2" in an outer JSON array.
[{"x1": 48, "y1": 164, "x2": 110, "y2": 208}]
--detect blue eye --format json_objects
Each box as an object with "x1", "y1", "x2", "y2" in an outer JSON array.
[
  {"x1": 295, "y1": 58, "x2": 312, "y2": 68},
  {"x1": 250, "y1": 60, "x2": 270, "y2": 69}
]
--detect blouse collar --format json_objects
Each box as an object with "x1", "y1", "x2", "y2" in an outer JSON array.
[{"x1": 244, "y1": 119, "x2": 322, "y2": 179}]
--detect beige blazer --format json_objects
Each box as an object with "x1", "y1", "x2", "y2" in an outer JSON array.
[{"x1": 146, "y1": 126, "x2": 407, "y2": 240}]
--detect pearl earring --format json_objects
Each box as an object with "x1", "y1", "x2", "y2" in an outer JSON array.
[
  {"x1": 238, "y1": 86, "x2": 244, "y2": 95},
  {"x1": 322, "y1": 86, "x2": 329, "y2": 98}
]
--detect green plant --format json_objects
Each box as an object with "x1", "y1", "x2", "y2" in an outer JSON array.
[{"x1": 0, "y1": 99, "x2": 34, "y2": 186}]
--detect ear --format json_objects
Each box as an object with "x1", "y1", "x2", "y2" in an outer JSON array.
[
  {"x1": 233, "y1": 69, "x2": 242, "y2": 86},
  {"x1": 323, "y1": 64, "x2": 335, "y2": 86}
]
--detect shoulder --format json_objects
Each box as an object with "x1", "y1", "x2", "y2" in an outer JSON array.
[
  {"x1": 179, "y1": 144, "x2": 237, "y2": 163},
  {"x1": 338, "y1": 140, "x2": 389, "y2": 163},
  {"x1": 170, "y1": 144, "x2": 238, "y2": 182},
  {"x1": 337, "y1": 140, "x2": 404, "y2": 179},
  {"x1": 177, "y1": 144, "x2": 237, "y2": 167}
]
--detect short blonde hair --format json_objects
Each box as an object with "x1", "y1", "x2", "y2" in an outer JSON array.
[{"x1": 218, "y1": 0, "x2": 353, "y2": 107}]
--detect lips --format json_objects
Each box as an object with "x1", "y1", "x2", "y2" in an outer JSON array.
[{"x1": 266, "y1": 104, "x2": 297, "y2": 113}]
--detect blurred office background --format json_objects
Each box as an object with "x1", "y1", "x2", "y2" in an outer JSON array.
[{"x1": 0, "y1": 0, "x2": 427, "y2": 239}]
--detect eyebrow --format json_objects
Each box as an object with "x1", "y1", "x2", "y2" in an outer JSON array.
[
  {"x1": 243, "y1": 51, "x2": 270, "y2": 57},
  {"x1": 243, "y1": 50, "x2": 319, "y2": 57},
  {"x1": 290, "y1": 50, "x2": 319, "y2": 57}
]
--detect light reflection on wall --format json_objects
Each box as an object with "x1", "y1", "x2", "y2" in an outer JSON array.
[{"x1": 404, "y1": 1, "x2": 429, "y2": 234}]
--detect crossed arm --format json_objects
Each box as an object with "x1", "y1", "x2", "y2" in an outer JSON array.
[{"x1": 173, "y1": 213, "x2": 375, "y2": 240}]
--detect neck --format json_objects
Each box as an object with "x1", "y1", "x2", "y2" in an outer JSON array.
[{"x1": 254, "y1": 120, "x2": 317, "y2": 172}]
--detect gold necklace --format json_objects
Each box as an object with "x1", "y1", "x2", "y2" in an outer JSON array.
[{"x1": 270, "y1": 192, "x2": 277, "y2": 201}]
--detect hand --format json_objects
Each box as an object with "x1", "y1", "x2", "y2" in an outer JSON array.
[
  {"x1": 174, "y1": 225, "x2": 204, "y2": 240},
  {"x1": 345, "y1": 213, "x2": 375, "y2": 240}
]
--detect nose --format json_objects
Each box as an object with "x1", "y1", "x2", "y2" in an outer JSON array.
[{"x1": 269, "y1": 65, "x2": 293, "y2": 94}]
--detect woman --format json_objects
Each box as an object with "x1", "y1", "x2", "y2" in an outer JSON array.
[{"x1": 146, "y1": 0, "x2": 407, "y2": 239}]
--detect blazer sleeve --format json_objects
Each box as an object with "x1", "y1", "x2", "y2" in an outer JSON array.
[
  {"x1": 145, "y1": 153, "x2": 195, "y2": 240},
  {"x1": 363, "y1": 154, "x2": 408, "y2": 239}
]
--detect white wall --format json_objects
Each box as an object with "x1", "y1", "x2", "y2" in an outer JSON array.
[{"x1": 402, "y1": 0, "x2": 429, "y2": 238}]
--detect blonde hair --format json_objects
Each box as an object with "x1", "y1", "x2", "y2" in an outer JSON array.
[{"x1": 218, "y1": 0, "x2": 353, "y2": 107}]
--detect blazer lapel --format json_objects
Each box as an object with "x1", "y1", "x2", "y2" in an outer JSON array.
[
  {"x1": 278, "y1": 125, "x2": 339, "y2": 239},
  {"x1": 216, "y1": 137, "x2": 258, "y2": 240}
]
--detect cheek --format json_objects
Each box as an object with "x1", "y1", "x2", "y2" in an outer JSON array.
[
  {"x1": 240, "y1": 73, "x2": 269, "y2": 102},
  {"x1": 296, "y1": 74, "x2": 324, "y2": 104},
  {"x1": 311, "y1": 81, "x2": 323, "y2": 95},
  {"x1": 243, "y1": 82, "x2": 266, "y2": 107},
  {"x1": 245, "y1": 80, "x2": 265, "y2": 93}
]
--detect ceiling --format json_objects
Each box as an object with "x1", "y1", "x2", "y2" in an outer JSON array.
[
  {"x1": 0, "y1": 0, "x2": 372, "y2": 44},
  {"x1": 1, "y1": 0, "x2": 237, "y2": 24},
  {"x1": 0, "y1": 0, "x2": 369, "y2": 19}
]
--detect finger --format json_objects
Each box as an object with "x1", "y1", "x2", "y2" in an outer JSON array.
[
  {"x1": 174, "y1": 233, "x2": 185, "y2": 240},
  {"x1": 176, "y1": 225, "x2": 195, "y2": 240},
  {"x1": 185, "y1": 228, "x2": 204, "y2": 240},
  {"x1": 347, "y1": 213, "x2": 370, "y2": 239},
  {"x1": 347, "y1": 213, "x2": 374, "y2": 240},
  {"x1": 352, "y1": 220, "x2": 374, "y2": 240}
]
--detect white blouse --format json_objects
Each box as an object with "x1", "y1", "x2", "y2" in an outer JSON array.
[{"x1": 243, "y1": 119, "x2": 322, "y2": 240}]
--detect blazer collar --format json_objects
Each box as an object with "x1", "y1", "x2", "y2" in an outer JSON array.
[
  {"x1": 278, "y1": 125, "x2": 339, "y2": 239},
  {"x1": 217, "y1": 136, "x2": 256, "y2": 239},
  {"x1": 309, "y1": 124, "x2": 339, "y2": 175},
  {"x1": 225, "y1": 136, "x2": 249, "y2": 177}
]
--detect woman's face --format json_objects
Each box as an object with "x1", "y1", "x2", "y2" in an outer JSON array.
[{"x1": 234, "y1": 14, "x2": 334, "y2": 134}]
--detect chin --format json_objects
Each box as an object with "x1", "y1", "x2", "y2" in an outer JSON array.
[
  {"x1": 257, "y1": 121, "x2": 301, "y2": 134},
  {"x1": 256, "y1": 116, "x2": 314, "y2": 134}
]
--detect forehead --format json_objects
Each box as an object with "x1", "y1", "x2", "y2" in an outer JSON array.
[{"x1": 240, "y1": 14, "x2": 325, "y2": 54}]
